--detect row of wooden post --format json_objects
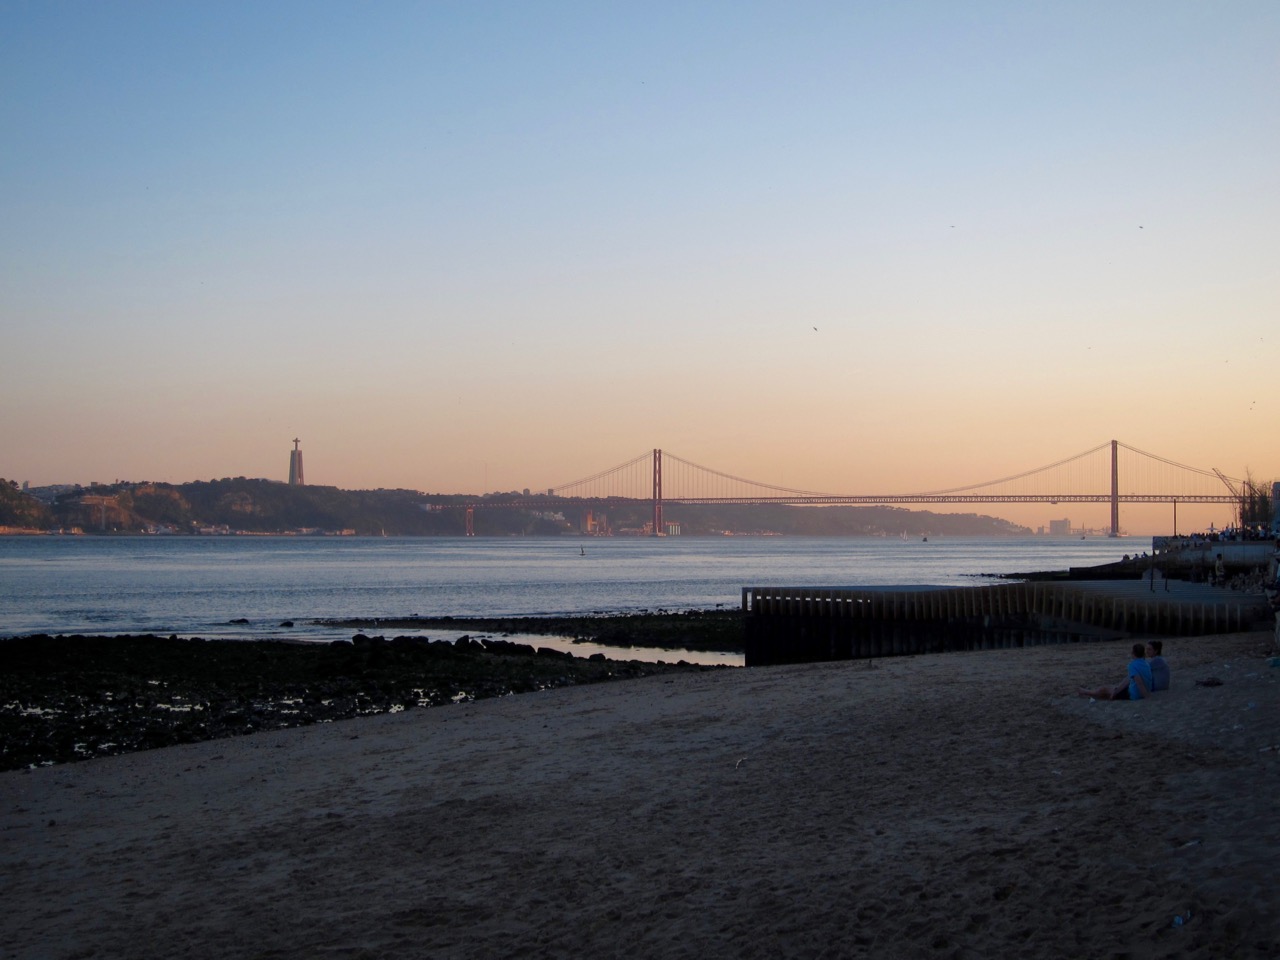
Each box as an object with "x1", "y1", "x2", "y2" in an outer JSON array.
[{"x1": 741, "y1": 583, "x2": 1263, "y2": 638}]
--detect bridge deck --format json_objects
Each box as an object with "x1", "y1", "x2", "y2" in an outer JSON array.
[{"x1": 741, "y1": 579, "x2": 1273, "y2": 667}]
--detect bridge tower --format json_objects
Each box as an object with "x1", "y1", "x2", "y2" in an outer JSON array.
[
  {"x1": 1110, "y1": 439, "x2": 1119, "y2": 538},
  {"x1": 652, "y1": 448, "x2": 663, "y2": 536}
]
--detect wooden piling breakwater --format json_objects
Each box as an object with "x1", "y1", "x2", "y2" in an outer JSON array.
[{"x1": 741, "y1": 581, "x2": 1273, "y2": 667}]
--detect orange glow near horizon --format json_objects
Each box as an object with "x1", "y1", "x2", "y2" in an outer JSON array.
[{"x1": 3, "y1": 5, "x2": 1277, "y2": 526}]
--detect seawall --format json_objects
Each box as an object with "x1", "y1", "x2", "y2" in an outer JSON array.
[{"x1": 741, "y1": 579, "x2": 1273, "y2": 667}]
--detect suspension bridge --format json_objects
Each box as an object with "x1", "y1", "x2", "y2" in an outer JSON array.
[{"x1": 451, "y1": 440, "x2": 1246, "y2": 537}]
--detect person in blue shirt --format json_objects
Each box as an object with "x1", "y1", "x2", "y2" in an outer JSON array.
[
  {"x1": 1077, "y1": 643, "x2": 1153, "y2": 701},
  {"x1": 1146, "y1": 640, "x2": 1170, "y2": 692}
]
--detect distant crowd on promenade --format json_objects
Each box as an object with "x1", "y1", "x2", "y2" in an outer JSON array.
[
  {"x1": 1179, "y1": 523, "x2": 1277, "y2": 544},
  {"x1": 1146, "y1": 527, "x2": 1280, "y2": 596}
]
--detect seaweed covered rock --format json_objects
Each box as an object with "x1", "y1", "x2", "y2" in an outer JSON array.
[{"x1": 0, "y1": 634, "x2": 715, "y2": 770}]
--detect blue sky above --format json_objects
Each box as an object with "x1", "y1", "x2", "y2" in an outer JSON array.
[{"x1": 2, "y1": 1, "x2": 1277, "y2": 531}]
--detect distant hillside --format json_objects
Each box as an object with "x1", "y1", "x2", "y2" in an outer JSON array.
[
  {"x1": 0, "y1": 480, "x2": 52, "y2": 529},
  {"x1": 44, "y1": 480, "x2": 462, "y2": 536},
  {"x1": 656, "y1": 502, "x2": 1027, "y2": 537},
  {"x1": 19, "y1": 478, "x2": 1031, "y2": 537}
]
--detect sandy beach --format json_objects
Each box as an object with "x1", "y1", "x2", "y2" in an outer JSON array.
[{"x1": 3, "y1": 631, "x2": 1278, "y2": 959}]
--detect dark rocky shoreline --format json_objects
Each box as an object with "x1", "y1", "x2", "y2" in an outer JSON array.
[
  {"x1": 0, "y1": 632, "x2": 718, "y2": 771},
  {"x1": 316, "y1": 608, "x2": 746, "y2": 653}
]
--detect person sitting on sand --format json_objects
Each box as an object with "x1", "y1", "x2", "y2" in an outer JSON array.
[
  {"x1": 1146, "y1": 640, "x2": 1170, "y2": 692},
  {"x1": 1076, "y1": 643, "x2": 1153, "y2": 701}
]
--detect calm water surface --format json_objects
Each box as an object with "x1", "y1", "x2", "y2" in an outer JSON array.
[{"x1": 0, "y1": 535, "x2": 1144, "y2": 663}]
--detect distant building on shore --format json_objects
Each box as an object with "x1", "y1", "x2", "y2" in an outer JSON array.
[
  {"x1": 1048, "y1": 518, "x2": 1071, "y2": 535},
  {"x1": 288, "y1": 439, "x2": 305, "y2": 487}
]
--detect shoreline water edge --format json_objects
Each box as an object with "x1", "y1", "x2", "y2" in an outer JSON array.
[
  {"x1": 5, "y1": 538, "x2": 1280, "y2": 771},
  {"x1": 0, "y1": 630, "x2": 719, "y2": 772}
]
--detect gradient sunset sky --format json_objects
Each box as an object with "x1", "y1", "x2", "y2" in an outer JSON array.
[{"x1": 3, "y1": 2, "x2": 1276, "y2": 534}]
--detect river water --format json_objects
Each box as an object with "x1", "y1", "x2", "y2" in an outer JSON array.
[{"x1": 0, "y1": 535, "x2": 1144, "y2": 664}]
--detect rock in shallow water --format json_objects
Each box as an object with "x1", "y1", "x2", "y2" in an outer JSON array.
[{"x1": 0, "y1": 633, "x2": 714, "y2": 770}]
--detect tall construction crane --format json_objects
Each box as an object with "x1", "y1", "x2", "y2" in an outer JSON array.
[{"x1": 1213, "y1": 469, "x2": 1243, "y2": 526}]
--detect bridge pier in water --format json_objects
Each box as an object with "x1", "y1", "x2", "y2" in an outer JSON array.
[{"x1": 741, "y1": 581, "x2": 1272, "y2": 667}]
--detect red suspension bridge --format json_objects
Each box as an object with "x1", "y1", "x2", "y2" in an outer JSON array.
[{"x1": 453, "y1": 440, "x2": 1247, "y2": 537}]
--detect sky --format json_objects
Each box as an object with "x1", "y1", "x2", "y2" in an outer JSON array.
[{"x1": 2, "y1": 1, "x2": 1277, "y2": 534}]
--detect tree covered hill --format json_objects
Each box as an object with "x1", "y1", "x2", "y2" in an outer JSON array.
[
  {"x1": 0, "y1": 480, "x2": 52, "y2": 529},
  {"x1": 5, "y1": 477, "x2": 1031, "y2": 537},
  {"x1": 47, "y1": 479, "x2": 465, "y2": 536}
]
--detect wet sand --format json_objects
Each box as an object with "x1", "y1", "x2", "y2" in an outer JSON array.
[{"x1": 3, "y1": 631, "x2": 1278, "y2": 958}]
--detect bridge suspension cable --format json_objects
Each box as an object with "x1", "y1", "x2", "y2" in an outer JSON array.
[
  {"x1": 660, "y1": 451, "x2": 837, "y2": 500},
  {"x1": 914, "y1": 442, "x2": 1114, "y2": 496},
  {"x1": 1117, "y1": 442, "x2": 1239, "y2": 485},
  {"x1": 522, "y1": 440, "x2": 1247, "y2": 537},
  {"x1": 550, "y1": 451, "x2": 653, "y2": 499},
  {"x1": 546, "y1": 443, "x2": 1244, "y2": 504}
]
